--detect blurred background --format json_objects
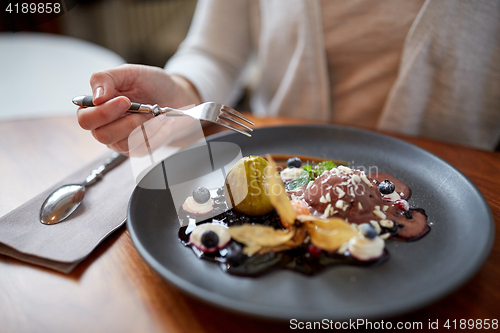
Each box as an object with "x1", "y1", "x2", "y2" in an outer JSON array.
[
  {"x1": 61, "y1": 0, "x2": 197, "y2": 67},
  {"x1": 1, "y1": 0, "x2": 197, "y2": 66},
  {"x1": 0, "y1": 0, "x2": 198, "y2": 120}
]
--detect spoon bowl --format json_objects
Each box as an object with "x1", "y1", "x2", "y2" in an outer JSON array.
[
  {"x1": 38, "y1": 152, "x2": 127, "y2": 225},
  {"x1": 40, "y1": 184, "x2": 86, "y2": 224}
]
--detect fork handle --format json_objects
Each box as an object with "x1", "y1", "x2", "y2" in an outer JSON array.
[{"x1": 73, "y1": 95, "x2": 141, "y2": 111}]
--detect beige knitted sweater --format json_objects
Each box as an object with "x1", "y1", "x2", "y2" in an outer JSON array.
[{"x1": 166, "y1": 0, "x2": 500, "y2": 150}]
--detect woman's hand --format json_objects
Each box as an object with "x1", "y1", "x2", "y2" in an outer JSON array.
[{"x1": 77, "y1": 64, "x2": 201, "y2": 154}]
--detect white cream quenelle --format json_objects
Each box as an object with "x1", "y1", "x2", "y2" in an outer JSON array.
[
  {"x1": 347, "y1": 223, "x2": 385, "y2": 261},
  {"x1": 182, "y1": 196, "x2": 213, "y2": 215}
]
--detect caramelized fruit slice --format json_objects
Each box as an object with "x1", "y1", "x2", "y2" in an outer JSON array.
[
  {"x1": 265, "y1": 154, "x2": 296, "y2": 228},
  {"x1": 297, "y1": 215, "x2": 357, "y2": 252}
]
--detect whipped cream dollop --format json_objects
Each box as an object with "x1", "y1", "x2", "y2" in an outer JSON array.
[
  {"x1": 281, "y1": 167, "x2": 305, "y2": 181},
  {"x1": 182, "y1": 196, "x2": 213, "y2": 215},
  {"x1": 347, "y1": 234, "x2": 385, "y2": 261}
]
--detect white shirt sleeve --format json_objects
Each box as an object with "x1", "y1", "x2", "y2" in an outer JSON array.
[{"x1": 164, "y1": 0, "x2": 251, "y2": 106}]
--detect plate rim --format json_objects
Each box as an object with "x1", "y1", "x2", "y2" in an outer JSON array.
[{"x1": 127, "y1": 124, "x2": 495, "y2": 320}]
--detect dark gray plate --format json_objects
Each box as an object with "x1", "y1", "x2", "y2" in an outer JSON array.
[{"x1": 127, "y1": 125, "x2": 494, "y2": 321}]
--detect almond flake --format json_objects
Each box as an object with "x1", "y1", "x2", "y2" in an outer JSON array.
[
  {"x1": 337, "y1": 242, "x2": 349, "y2": 254},
  {"x1": 335, "y1": 200, "x2": 345, "y2": 209},
  {"x1": 380, "y1": 233, "x2": 390, "y2": 240},
  {"x1": 369, "y1": 220, "x2": 382, "y2": 234},
  {"x1": 338, "y1": 165, "x2": 353, "y2": 174},
  {"x1": 373, "y1": 210, "x2": 386, "y2": 220},
  {"x1": 324, "y1": 203, "x2": 332, "y2": 217},
  {"x1": 379, "y1": 219, "x2": 394, "y2": 228},
  {"x1": 360, "y1": 173, "x2": 373, "y2": 187}
]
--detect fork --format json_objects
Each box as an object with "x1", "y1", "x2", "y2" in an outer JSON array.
[{"x1": 72, "y1": 95, "x2": 254, "y2": 137}]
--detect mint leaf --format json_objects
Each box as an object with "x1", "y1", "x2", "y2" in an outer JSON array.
[
  {"x1": 314, "y1": 161, "x2": 336, "y2": 177},
  {"x1": 302, "y1": 165, "x2": 315, "y2": 180},
  {"x1": 287, "y1": 169, "x2": 312, "y2": 191},
  {"x1": 285, "y1": 160, "x2": 337, "y2": 191}
]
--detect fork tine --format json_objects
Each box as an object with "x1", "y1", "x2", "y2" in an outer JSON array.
[
  {"x1": 219, "y1": 114, "x2": 254, "y2": 132},
  {"x1": 215, "y1": 121, "x2": 252, "y2": 137},
  {"x1": 221, "y1": 106, "x2": 255, "y2": 125}
]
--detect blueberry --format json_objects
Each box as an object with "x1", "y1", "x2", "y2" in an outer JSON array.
[
  {"x1": 193, "y1": 187, "x2": 211, "y2": 204},
  {"x1": 360, "y1": 223, "x2": 378, "y2": 239},
  {"x1": 286, "y1": 157, "x2": 302, "y2": 168},
  {"x1": 378, "y1": 179, "x2": 395, "y2": 194},
  {"x1": 201, "y1": 230, "x2": 219, "y2": 248},
  {"x1": 225, "y1": 242, "x2": 244, "y2": 266}
]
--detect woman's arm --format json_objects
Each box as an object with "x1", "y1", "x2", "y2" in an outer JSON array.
[{"x1": 165, "y1": 0, "x2": 252, "y2": 106}]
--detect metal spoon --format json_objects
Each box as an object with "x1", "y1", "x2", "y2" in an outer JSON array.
[{"x1": 39, "y1": 152, "x2": 127, "y2": 225}]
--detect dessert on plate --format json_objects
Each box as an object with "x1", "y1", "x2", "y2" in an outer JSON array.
[{"x1": 178, "y1": 155, "x2": 430, "y2": 276}]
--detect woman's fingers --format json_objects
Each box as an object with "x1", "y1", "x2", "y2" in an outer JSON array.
[
  {"x1": 104, "y1": 115, "x2": 173, "y2": 155},
  {"x1": 89, "y1": 64, "x2": 138, "y2": 105},
  {"x1": 89, "y1": 70, "x2": 117, "y2": 105},
  {"x1": 107, "y1": 139, "x2": 131, "y2": 155},
  {"x1": 90, "y1": 112, "x2": 154, "y2": 146},
  {"x1": 128, "y1": 115, "x2": 177, "y2": 155},
  {"x1": 105, "y1": 121, "x2": 165, "y2": 155},
  {"x1": 80, "y1": 65, "x2": 204, "y2": 156},
  {"x1": 77, "y1": 96, "x2": 131, "y2": 130}
]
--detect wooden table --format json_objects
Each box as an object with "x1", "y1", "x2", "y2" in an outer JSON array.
[{"x1": 0, "y1": 115, "x2": 499, "y2": 332}]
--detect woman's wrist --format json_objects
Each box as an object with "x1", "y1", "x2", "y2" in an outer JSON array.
[{"x1": 169, "y1": 74, "x2": 202, "y2": 107}]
